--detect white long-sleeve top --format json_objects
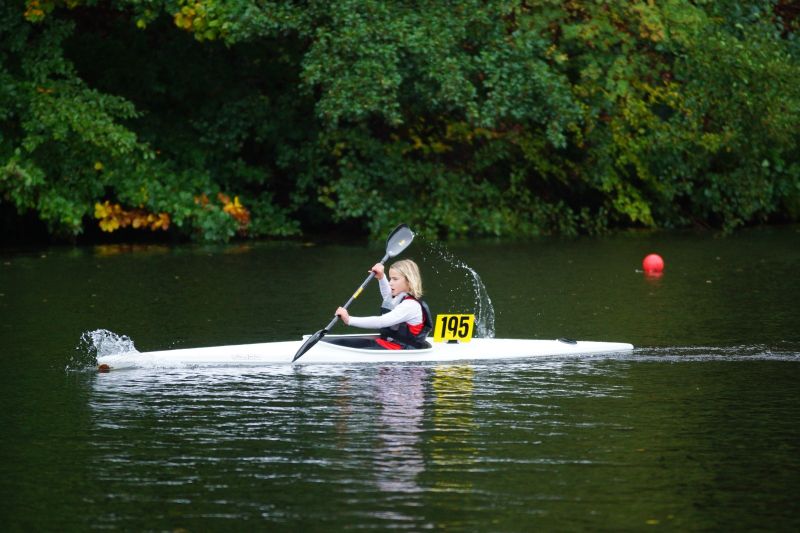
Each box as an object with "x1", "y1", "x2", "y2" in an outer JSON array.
[{"x1": 348, "y1": 276, "x2": 423, "y2": 329}]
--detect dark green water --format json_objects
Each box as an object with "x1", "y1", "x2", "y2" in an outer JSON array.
[{"x1": 1, "y1": 227, "x2": 799, "y2": 530}]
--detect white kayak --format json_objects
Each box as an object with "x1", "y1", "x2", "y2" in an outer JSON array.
[{"x1": 96, "y1": 334, "x2": 634, "y2": 371}]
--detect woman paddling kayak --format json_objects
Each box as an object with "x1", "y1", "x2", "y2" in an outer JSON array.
[{"x1": 336, "y1": 259, "x2": 433, "y2": 349}]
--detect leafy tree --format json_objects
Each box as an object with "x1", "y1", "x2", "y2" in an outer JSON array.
[{"x1": 2, "y1": 0, "x2": 799, "y2": 242}]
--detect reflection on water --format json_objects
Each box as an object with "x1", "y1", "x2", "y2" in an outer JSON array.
[
  {"x1": 86, "y1": 364, "x2": 481, "y2": 528},
  {"x1": 57, "y1": 354, "x2": 800, "y2": 530},
  {"x1": 93, "y1": 244, "x2": 171, "y2": 257},
  {"x1": 374, "y1": 367, "x2": 427, "y2": 496},
  {"x1": 430, "y1": 366, "x2": 476, "y2": 483}
]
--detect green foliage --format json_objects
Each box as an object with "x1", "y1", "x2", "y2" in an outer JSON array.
[{"x1": 2, "y1": 0, "x2": 799, "y2": 242}]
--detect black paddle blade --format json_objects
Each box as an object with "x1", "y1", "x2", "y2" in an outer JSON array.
[
  {"x1": 386, "y1": 224, "x2": 414, "y2": 258},
  {"x1": 292, "y1": 329, "x2": 326, "y2": 362}
]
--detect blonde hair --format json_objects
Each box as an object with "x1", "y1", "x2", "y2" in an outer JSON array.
[{"x1": 389, "y1": 259, "x2": 424, "y2": 298}]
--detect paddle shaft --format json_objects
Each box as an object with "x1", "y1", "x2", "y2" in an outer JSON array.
[{"x1": 322, "y1": 252, "x2": 389, "y2": 332}]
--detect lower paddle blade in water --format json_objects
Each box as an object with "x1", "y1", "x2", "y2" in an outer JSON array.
[{"x1": 292, "y1": 329, "x2": 326, "y2": 362}]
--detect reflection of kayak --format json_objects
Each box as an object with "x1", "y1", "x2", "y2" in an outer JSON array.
[{"x1": 96, "y1": 334, "x2": 634, "y2": 371}]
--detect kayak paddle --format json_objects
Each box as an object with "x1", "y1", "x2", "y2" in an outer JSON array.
[{"x1": 291, "y1": 224, "x2": 415, "y2": 362}]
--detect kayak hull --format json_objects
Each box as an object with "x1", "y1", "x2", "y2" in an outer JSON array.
[{"x1": 96, "y1": 334, "x2": 634, "y2": 371}]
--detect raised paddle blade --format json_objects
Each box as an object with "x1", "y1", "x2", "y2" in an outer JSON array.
[
  {"x1": 292, "y1": 329, "x2": 326, "y2": 362},
  {"x1": 385, "y1": 224, "x2": 414, "y2": 258}
]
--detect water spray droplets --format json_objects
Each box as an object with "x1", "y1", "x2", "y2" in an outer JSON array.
[
  {"x1": 66, "y1": 329, "x2": 138, "y2": 371},
  {"x1": 420, "y1": 239, "x2": 496, "y2": 338}
]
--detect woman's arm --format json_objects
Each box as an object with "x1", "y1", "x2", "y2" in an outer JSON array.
[
  {"x1": 369, "y1": 263, "x2": 391, "y2": 300},
  {"x1": 344, "y1": 300, "x2": 422, "y2": 329},
  {"x1": 378, "y1": 275, "x2": 391, "y2": 300}
]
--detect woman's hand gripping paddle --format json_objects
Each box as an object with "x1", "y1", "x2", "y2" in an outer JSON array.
[{"x1": 291, "y1": 224, "x2": 415, "y2": 362}]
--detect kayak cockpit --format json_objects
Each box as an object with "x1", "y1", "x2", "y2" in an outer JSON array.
[{"x1": 319, "y1": 334, "x2": 433, "y2": 351}]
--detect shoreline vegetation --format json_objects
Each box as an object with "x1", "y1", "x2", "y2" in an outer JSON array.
[{"x1": 3, "y1": 1, "x2": 800, "y2": 244}]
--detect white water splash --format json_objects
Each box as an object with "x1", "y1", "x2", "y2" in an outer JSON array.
[
  {"x1": 421, "y1": 241, "x2": 496, "y2": 338},
  {"x1": 66, "y1": 329, "x2": 138, "y2": 370},
  {"x1": 459, "y1": 262, "x2": 495, "y2": 338}
]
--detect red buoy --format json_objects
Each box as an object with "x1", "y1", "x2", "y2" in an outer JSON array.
[
  {"x1": 98, "y1": 364, "x2": 110, "y2": 373},
  {"x1": 642, "y1": 253, "x2": 664, "y2": 274}
]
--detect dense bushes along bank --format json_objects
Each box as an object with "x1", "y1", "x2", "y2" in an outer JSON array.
[{"x1": 3, "y1": 1, "x2": 800, "y2": 242}]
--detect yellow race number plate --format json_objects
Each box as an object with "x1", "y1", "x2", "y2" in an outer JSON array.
[{"x1": 433, "y1": 314, "x2": 475, "y2": 343}]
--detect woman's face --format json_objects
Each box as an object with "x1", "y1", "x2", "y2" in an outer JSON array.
[{"x1": 388, "y1": 268, "x2": 410, "y2": 296}]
